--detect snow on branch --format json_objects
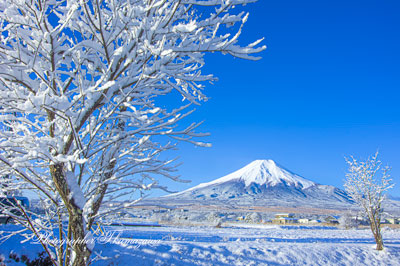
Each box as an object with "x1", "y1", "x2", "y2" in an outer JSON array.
[{"x1": 0, "y1": 0, "x2": 264, "y2": 264}]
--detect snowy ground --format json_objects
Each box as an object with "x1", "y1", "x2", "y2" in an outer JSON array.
[{"x1": 1, "y1": 224, "x2": 400, "y2": 265}]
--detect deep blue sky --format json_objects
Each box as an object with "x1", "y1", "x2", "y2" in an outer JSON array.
[{"x1": 154, "y1": 0, "x2": 400, "y2": 197}]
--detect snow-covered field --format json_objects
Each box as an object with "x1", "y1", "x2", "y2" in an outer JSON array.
[{"x1": 1, "y1": 224, "x2": 400, "y2": 265}]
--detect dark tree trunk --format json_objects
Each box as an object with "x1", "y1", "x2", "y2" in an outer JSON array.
[
  {"x1": 368, "y1": 213, "x2": 384, "y2": 251},
  {"x1": 70, "y1": 210, "x2": 92, "y2": 266},
  {"x1": 51, "y1": 163, "x2": 92, "y2": 265}
]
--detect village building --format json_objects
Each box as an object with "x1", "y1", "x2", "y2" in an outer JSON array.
[
  {"x1": 298, "y1": 218, "x2": 310, "y2": 224},
  {"x1": 274, "y1": 213, "x2": 295, "y2": 218},
  {"x1": 272, "y1": 213, "x2": 298, "y2": 224},
  {"x1": 384, "y1": 218, "x2": 400, "y2": 225}
]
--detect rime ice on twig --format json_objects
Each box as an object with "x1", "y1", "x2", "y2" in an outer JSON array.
[{"x1": 0, "y1": 0, "x2": 264, "y2": 265}]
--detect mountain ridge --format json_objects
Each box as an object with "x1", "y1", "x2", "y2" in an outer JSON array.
[
  {"x1": 180, "y1": 159, "x2": 316, "y2": 192},
  {"x1": 160, "y1": 159, "x2": 354, "y2": 209}
]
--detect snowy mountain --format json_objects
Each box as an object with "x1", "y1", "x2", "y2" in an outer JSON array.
[{"x1": 161, "y1": 160, "x2": 354, "y2": 209}]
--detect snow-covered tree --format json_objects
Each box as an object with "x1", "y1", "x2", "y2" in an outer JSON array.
[
  {"x1": 245, "y1": 212, "x2": 261, "y2": 223},
  {"x1": 344, "y1": 152, "x2": 394, "y2": 250},
  {"x1": 0, "y1": 0, "x2": 264, "y2": 265},
  {"x1": 338, "y1": 213, "x2": 359, "y2": 230}
]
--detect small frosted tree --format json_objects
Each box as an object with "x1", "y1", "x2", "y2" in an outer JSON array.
[
  {"x1": 0, "y1": 0, "x2": 264, "y2": 265},
  {"x1": 338, "y1": 212, "x2": 359, "y2": 229},
  {"x1": 344, "y1": 152, "x2": 394, "y2": 250},
  {"x1": 245, "y1": 212, "x2": 261, "y2": 223}
]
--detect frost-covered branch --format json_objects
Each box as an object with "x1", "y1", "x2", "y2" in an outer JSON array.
[{"x1": 0, "y1": 0, "x2": 265, "y2": 265}]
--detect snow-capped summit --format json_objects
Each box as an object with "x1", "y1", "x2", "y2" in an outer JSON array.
[
  {"x1": 162, "y1": 159, "x2": 354, "y2": 209},
  {"x1": 176, "y1": 160, "x2": 316, "y2": 195},
  {"x1": 203, "y1": 159, "x2": 316, "y2": 189}
]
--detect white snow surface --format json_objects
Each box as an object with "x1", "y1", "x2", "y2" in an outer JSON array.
[
  {"x1": 171, "y1": 160, "x2": 316, "y2": 197},
  {"x1": 66, "y1": 171, "x2": 86, "y2": 210},
  {"x1": 1, "y1": 224, "x2": 400, "y2": 265}
]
